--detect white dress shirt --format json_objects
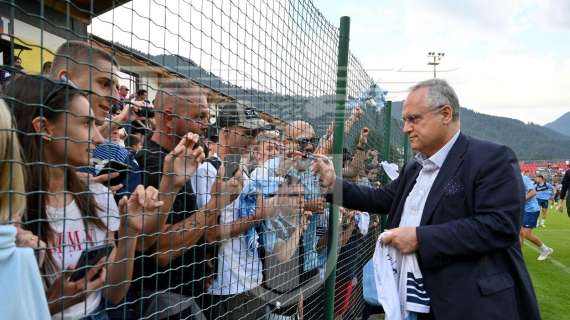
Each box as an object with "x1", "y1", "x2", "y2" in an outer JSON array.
[{"x1": 399, "y1": 130, "x2": 461, "y2": 228}]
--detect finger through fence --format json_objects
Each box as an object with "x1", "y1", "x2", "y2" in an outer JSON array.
[{"x1": 0, "y1": 0, "x2": 403, "y2": 319}]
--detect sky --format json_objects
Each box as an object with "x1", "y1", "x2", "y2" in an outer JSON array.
[
  {"x1": 312, "y1": 0, "x2": 570, "y2": 125},
  {"x1": 91, "y1": 0, "x2": 570, "y2": 125}
]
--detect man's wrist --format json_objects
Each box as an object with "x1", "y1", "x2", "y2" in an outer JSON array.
[{"x1": 327, "y1": 175, "x2": 338, "y2": 192}]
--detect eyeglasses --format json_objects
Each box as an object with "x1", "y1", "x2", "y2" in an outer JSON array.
[
  {"x1": 401, "y1": 104, "x2": 448, "y2": 125},
  {"x1": 289, "y1": 137, "x2": 319, "y2": 147},
  {"x1": 243, "y1": 128, "x2": 260, "y2": 138}
]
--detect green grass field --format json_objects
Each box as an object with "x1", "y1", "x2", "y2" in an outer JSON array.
[{"x1": 522, "y1": 205, "x2": 570, "y2": 320}]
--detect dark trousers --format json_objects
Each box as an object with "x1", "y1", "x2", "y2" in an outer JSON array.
[
  {"x1": 301, "y1": 285, "x2": 324, "y2": 320},
  {"x1": 201, "y1": 290, "x2": 267, "y2": 320}
]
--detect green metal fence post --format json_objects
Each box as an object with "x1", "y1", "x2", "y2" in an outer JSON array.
[
  {"x1": 324, "y1": 16, "x2": 350, "y2": 320},
  {"x1": 379, "y1": 100, "x2": 392, "y2": 231},
  {"x1": 383, "y1": 100, "x2": 392, "y2": 163}
]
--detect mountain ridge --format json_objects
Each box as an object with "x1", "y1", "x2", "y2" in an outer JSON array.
[
  {"x1": 390, "y1": 101, "x2": 570, "y2": 160},
  {"x1": 107, "y1": 45, "x2": 569, "y2": 161},
  {"x1": 545, "y1": 112, "x2": 570, "y2": 137}
]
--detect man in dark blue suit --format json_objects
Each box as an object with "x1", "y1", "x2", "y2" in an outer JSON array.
[{"x1": 313, "y1": 79, "x2": 540, "y2": 320}]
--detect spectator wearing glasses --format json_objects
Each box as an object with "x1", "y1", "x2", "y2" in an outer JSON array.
[
  {"x1": 313, "y1": 79, "x2": 540, "y2": 320},
  {"x1": 202, "y1": 102, "x2": 286, "y2": 320},
  {"x1": 130, "y1": 80, "x2": 240, "y2": 319},
  {"x1": 192, "y1": 101, "x2": 269, "y2": 210},
  {"x1": 284, "y1": 120, "x2": 329, "y2": 320},
  {"x1": 0, "y1": 98, "x2": 50, "y2": 319},
  {"x1": 118, "y1": 85, "x2": 130, "y2": 101},
  {"x1": 250, "y1": 129, "x2": 315, "y2": 319}
]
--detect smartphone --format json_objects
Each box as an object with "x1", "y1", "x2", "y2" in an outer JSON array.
[
  {"x1": 223, "y1": 154, "x2": 241, "y2": 180},
  {"x1": 69, "y1": 243, "x2": 114, "y2": 282},
  {"x1": 97, "y1": 160, "x2": 129, "y2": 186},
  {"x1": 134, "y1": 106, "x2": 155, "y2": 118},
  {"x1": 302, "y1": 153, "x2": 316, "y2": 161}
]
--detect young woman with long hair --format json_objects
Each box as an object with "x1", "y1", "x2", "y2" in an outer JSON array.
[{"x1": 4, "y1": 75, "x2": 162, "y2": 319}]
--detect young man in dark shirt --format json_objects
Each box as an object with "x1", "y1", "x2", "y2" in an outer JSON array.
[{"x1": 131, "y1": 80, "x2": 240, "y2": 319}]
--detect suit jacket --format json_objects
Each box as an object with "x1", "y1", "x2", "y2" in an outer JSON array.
[{"x1": 328, "y1": 133, "x2": 540, "y2": 320}]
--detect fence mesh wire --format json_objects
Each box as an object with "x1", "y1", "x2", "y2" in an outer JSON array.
[{"x1": 0, "y1": 0, "x2": 406, "y2": 319}]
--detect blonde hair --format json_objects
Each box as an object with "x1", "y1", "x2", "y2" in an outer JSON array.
[{"x1": 0, "y1": 99, "x2": 26, "y2": 222}]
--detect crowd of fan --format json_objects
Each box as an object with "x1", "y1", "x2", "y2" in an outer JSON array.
[{"x1": 0, "y1": 41, "x2": 386, "y2": 320}]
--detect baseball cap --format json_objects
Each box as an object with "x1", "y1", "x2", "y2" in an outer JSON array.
[{"x1": 216, "y1": 101, "x2": 270, "y2": 130}]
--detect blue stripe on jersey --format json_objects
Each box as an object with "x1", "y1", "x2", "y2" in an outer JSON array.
[
  {"x1": 407, "y1": 295, "x2": 430, "y2": 305},
  {"x1": 407, "y1": 272, "x2": 424, "y2": 284},
  {"x1": 407, "y1": 287, "x2": 429, "y2": 299},
  {"x1": 407, "y1": 279, "x2": 425, "y2": 288}
]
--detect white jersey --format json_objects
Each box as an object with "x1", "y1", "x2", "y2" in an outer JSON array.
[
  {"x1": 373, "y1": 233, "x2": 430, "y2": 320},
  {"x1": 47, "y1": 183, "x2": 120, "y2": 320},
  {"x1": 207, "y1": 173, "x2": 263, "y2": 295}
]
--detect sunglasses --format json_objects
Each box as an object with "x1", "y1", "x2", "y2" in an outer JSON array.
[
  {"x1": 291, "y1": 137, "x2": 319, "y2": 146},
  {"x1": 242, "y1": 128, "x2": 260, "y2": 137}
]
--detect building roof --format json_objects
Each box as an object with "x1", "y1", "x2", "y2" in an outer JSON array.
[
  {"x1": 43, "y1": 0, "x2": 131, "y2": 23},
  {"x1": 89, "y1": 34, "x2": 287, "y2": 130}
]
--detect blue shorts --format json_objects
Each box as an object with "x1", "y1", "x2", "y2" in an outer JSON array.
[
  {"x1": 523, "y1": 211, "x2": 540, "y2": 229},
  {"x1": 537, "y1": 199, "x2": 549, "y2": 209}
]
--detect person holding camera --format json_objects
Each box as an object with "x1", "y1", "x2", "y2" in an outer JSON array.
[{"x1": 200, "y1": 101, "x2": 282, "y2": 320}]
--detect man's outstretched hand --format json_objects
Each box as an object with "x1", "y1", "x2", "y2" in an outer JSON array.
[{"x1": 311, "y1": 155, "x2": 335, "y2": 190}]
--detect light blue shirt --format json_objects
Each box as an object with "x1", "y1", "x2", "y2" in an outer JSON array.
[
  {"x1": 400, "y1": 130, "x2": 461, "y2": 228},
  {"x1": 288, "y1": 168, "x2": 327, "y2": 272},
  {"x1": 535, "y1": 182, "x2": 553, "y2": 201},
  {"x1": 0, "y1": 225, "x2": 50, "y2": 319},
  {"x1": 523, "y1": 175, "x2": 540, "y2": 212}
]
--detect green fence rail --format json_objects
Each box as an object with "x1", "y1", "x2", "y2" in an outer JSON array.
[{"x1": 0, "y1": 1, "x2": 409, "y2": 319}]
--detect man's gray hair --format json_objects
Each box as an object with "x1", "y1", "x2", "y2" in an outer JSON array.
[{"x1": 410, "y1": 79, "x2": 460, "y2": 121}]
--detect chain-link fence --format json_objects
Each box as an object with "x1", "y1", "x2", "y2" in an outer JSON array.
[{"x1": 0, "y1": 1, "x2": 407, "y2": 319}]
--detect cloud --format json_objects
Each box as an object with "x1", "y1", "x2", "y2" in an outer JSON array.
[
  {"x1": 530, "y1": 0, "x2": 570, "y2": 30},
  {"x1": 441, "y1": 51, "x2": 570, "y2": 125},
  {"x1": 339, "y1": 0, "x2": 570, "y2": 125},
  {"x1": 407, "y1": 0, "x2": 520, "y2": 32}
]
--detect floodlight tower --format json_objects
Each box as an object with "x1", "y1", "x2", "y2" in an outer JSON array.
[{"x1": 427, "y1": 52, "x2": 445, "y2": 78}]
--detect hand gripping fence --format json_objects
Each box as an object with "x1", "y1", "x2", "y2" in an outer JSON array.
[{"x1": 0, "y1": 1, "x2": 406, "y2": 319}]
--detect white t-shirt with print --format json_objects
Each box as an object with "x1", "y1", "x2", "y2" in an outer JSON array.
[
  {"x1": 207, "y1": 173, "x2": 263, "y2": 296},
  {"x1": 47, "y1": 183, "x2": 120, "y2": 320}
]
